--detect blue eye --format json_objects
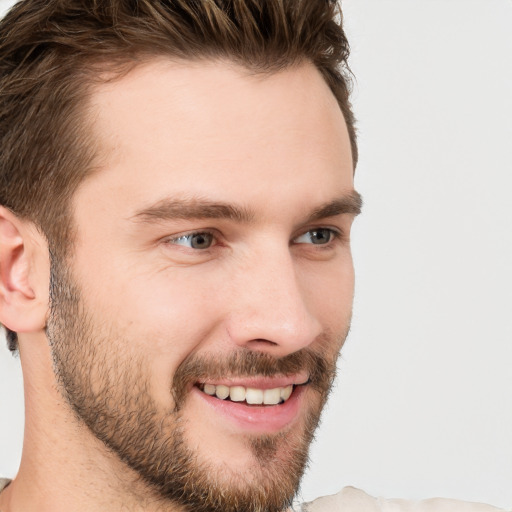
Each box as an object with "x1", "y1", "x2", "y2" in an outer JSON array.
[
  {"x1": 171, "y1": 232, "x2": 215, "y2": 249},
  {"x1": 294, "y1": 228, "x2": 336, "y2": 245}
]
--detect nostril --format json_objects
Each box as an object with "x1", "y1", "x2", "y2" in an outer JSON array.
[{"x1": 246, "y1": 339, "x2": 279, "y2": 349}]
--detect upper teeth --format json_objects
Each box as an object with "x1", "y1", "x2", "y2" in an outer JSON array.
[{"x1": 202, "y1": 383, "x2": 293, "y2": 405}]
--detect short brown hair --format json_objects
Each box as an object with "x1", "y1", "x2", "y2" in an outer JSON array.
[{"x1": 0, "y1": 0, "x2": 357, "y2": 351}]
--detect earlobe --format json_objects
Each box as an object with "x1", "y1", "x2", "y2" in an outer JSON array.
[{"x1": 0, "y1": 206, "x2": 49, "y2": 334}]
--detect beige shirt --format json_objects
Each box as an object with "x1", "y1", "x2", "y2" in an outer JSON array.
[
  {"x1": 0, "y1": 478, "x2": 8, "y2": 493},
  {"x1": 300, "y1": 487, "x2": 509, "y2": 512}
]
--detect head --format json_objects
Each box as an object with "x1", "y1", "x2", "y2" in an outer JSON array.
[{"x1": 0, "y1": 1, "x2": 359, "y2": 511}]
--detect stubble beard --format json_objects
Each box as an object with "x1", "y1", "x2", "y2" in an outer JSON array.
[{"x1": 46, "y1": 255, "x2": 347, "y2": 512}]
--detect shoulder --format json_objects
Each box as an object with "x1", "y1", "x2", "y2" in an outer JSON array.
[
  {"x1": 301, "y1": 487, "x2": 509, "y2": 512},
  {"x1": 300, "y1": 487, "x2": 380, "y2": 511}
]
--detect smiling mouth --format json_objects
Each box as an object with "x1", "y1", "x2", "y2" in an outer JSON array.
[{"x1": 196, "y1": 381, "x2": 309, "y2": 406}]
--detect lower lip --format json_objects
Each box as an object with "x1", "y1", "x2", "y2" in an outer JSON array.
[{"x1": 191, "y1": 385, "x2": 306, "y2": 434}]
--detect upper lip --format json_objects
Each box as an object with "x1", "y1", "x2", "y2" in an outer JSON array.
[{"x1": 196, "y1": 374, "x2": 310, "y2": 390}]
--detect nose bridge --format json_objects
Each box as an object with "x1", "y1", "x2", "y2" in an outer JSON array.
[{"x1": 226, "y1": 241, "x2": 322, "y2": 353}]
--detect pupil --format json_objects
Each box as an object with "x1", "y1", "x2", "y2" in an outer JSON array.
[
  {"x1": 313, "y1": 229, "x2": 329, "y2": 244},
  {"x1": 191, "y1": 233, "x2": 212, "y2": 249}
]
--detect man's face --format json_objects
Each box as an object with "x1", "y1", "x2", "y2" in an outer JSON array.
[{"x1": 47, "y1": 60, "x2": 358, "y2": 511}]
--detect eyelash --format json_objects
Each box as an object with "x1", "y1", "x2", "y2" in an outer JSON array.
[{"x1": 166, "y1": 227, "x2": 343, "y2": 251}]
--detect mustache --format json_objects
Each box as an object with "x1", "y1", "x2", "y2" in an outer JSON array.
[{"x1": 171, "y1": 347, "x2": 338, "y2": 409}]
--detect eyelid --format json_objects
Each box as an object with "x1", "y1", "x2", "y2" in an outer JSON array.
[
  {"x1": 292, "y1": 227, "x2": 343, "y2": 245},
  {"x1": 165, "y1": 229, "x2": 219, "y2": 248}
]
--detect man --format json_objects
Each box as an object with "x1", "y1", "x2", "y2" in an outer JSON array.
[{"x1": 0, "y1": 1, "x2": 506, "y2": 511}]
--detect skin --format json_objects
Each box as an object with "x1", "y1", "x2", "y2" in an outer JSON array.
[{"x1": 0, "y1": 59, "x2": 358, "y2": 511}]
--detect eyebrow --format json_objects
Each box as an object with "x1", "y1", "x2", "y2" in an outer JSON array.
[
  {"x1": 305, "y1": 190, "x2": 362, "y2": 223},
  {"x1": 132, "y1": 197, "x2": 255, "y2": 223},
  {"x1": 131, "y1": 190, "x2": 362, "y2": 224}
]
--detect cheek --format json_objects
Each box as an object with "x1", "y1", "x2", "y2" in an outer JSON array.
[
  {"x1": 77, "y1": 265, "x2": 225, "y2": 406},
  {"x1": 131, "y1": 271, "x2": 232, "y2": 406},
  {"x1": 299, "y1": 255, "x2": 355, "y2": 329}
]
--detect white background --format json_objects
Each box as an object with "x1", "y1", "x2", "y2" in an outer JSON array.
[{"x1": 0, "y1": 0, "x2": 511, "y2": 509}]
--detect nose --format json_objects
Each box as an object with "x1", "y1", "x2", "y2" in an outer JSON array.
[{"x1": 224, "y1": 244, "x2": 323, "y2": 357}]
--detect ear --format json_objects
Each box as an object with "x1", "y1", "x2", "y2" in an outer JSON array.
[{"x1": 0, "y1": 206, "x2": 49, "y2": 335}]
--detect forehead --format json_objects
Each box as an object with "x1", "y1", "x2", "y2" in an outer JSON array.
[{"x1": 79, "y1": 58, "x2": 353, "y2": 216}]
